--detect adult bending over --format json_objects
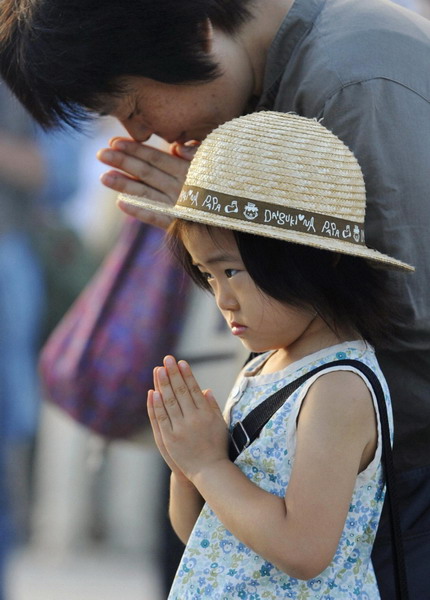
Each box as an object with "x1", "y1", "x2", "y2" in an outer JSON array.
[{"x1": 1, "y1": 1, "x2": 429, "y2": 595}]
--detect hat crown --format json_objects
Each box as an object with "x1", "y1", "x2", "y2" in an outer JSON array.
[
  {"x1": 119, "y1": 111, "x2": 414, "y2": 272},
  {"x1": 185, "y1": 112, "x2": 366, "y2": 224}
]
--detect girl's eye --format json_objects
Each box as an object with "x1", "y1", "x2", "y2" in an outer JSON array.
[{"x1": 225, "y1": 269, "x2": 239, "y2": 278}]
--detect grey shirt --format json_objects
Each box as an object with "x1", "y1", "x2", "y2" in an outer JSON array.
[{"x1": 258, "y1": 0, "x2": 430, "y2": 471}]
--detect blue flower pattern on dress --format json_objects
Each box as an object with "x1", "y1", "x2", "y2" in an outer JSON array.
[{"x1": 168, "y1": 341, "x2": 392, "y2": 599}]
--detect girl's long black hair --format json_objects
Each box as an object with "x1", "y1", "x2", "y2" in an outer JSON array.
[{"x1": 169, "y1": 221, "x2": 404, "y2": 347}]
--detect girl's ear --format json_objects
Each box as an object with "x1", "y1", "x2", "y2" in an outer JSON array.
[{"x1": 200, "y1": 18, "x2": 214, "y2": 54}]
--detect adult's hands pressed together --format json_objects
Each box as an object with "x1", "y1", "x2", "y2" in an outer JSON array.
[{"x1": 97, "y1": 137, "x2": 199, "y2": 229}]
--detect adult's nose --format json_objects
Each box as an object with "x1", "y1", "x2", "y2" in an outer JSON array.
[{"x1": 121, "y1": 120, "x2": 153, "y2": 143}]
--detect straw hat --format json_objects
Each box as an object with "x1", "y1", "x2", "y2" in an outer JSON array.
[{"x1": 120, "y1": 111, "x2": 414, "y2": 272}]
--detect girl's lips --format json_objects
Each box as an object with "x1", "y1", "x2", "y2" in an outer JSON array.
[{"x1": 231, "y1": 322, "x2": 247, "y2": 336}]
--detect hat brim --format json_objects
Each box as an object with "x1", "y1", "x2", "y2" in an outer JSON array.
[{"x1": 119, "y1": 193, "x2": 415, "y2": 273}]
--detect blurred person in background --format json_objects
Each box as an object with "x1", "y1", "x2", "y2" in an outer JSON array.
[
  {"x1": 0, "y1": 83, "x2": 101, "y2": 600},
  {"x1": 0, "y1": 83, "x2": 46, "y2": 600},
  {"x1": 1, "y1": 1, "x2": 429, "y2": 596},
  {"x1": 32, "y1": 123, "x2": 107, "y2": 342}
]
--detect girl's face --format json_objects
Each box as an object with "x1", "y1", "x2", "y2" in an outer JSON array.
[{"x1": 183, "y1": 226, "x2": 332, "y2": 362}]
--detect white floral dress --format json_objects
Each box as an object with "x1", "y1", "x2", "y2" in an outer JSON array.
[{"x1": 168, "y1": 341, "x2": 392, "y2": 599}]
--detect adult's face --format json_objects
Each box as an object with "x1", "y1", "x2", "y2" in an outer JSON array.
[{"x1": 102, "y1": 28, "x2": 257, "y2": 144}]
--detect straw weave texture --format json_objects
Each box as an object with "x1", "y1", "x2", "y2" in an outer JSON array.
[
  {"x1": 186, "y1": 112, "x2": 365, "y2": 222},
  {"x1": 120, "y1": 112, "x2": 413, "y2": 272}
]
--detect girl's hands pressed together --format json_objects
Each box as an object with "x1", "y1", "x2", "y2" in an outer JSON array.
[{"x1": 147, "y1": 356, "x2": 229, "y2": 483}]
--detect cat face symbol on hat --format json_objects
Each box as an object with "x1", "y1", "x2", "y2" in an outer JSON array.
[{"x1": 244, "y1": 202, "x2": 259, "y2": 220}]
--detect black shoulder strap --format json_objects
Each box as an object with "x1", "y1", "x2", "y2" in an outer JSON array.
[
  {"x1": 228, "y1": 358, "x2": 409, "y2": 600},
  {"x1": 229, "y1": 358, "x2": 341, "y2": 462}
]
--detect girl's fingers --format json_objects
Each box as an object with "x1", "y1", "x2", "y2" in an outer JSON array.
[
  {"x1": 148, "y1": 389, "x2": 171, "y2": 427},
  {"x1": 203, "y1": 388, "x2": 221, "y2": 412},
  {"x1": 178, "y1": 360, "x2": 207, "y2": 408},
  {"x1": 147, "y1": 390, "x2": 180, "y2": 473},
  {"x1": 147, "y1": 389, "x2": 164, "y2": 437},
  {"x1": 153, "y1": 366, "x2": 161, "y2": 392},
  {"x1": 147, "y1": 390, "x2": 172, "y2": 460},
  {"x1": 157, "y1": 365, "x2": 186, "y2": 419},
  {"x1": 152, "y1": 357, "x2": 213, "y2": 433},
  {"x1": 163, "y1": 356, "x2": 202, "y2": 413}
]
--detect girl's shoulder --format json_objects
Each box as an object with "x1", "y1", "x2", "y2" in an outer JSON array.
[
  {"x1": 242, "y1": 340, "x2": 379, "y2": 384},
  {"x1": 225, "y1": 341, "x2": 385, "y2": 424},
  {"x1": 299, "y1": 368, "x2": 375, "y2": 441},
  {"x1": 290, "y1": 340, "x2": 387, "y2": 436}
]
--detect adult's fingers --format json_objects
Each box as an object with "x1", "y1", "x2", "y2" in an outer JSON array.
[
  {"x1": 170, "y1": 141, "x2": 200, "y2": 162},
  {"x1": 116, "y1": 195, "x2": 173, "y2": 230},
  {"x1": 98, "y1": 140, "x2": 190, "y2": 193},
  {"x1": 114, "y1": 140, "x2": 190, "y2": 177},
  {"x1": 98, "y1": 156, "x2": 179, "y2": 201},
  {"x1": 97, "y1": 138, "x2": 193, "y2": 228}
]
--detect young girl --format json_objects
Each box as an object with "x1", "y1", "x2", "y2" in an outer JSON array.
[{"x1": 129, "y1": 112, "x2": 413, "y2": 599}]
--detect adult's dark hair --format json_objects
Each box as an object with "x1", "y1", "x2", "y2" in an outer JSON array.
[
  {"x1": 169, "y1": 221, "x2": 401, "y2": 348},
  {"x1": 0, "y1": 0, "x2": 254, "y2": 128}
]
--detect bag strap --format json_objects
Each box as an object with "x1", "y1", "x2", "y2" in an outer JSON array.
[
  {"x1": 229, "y1": 360, "x2": 339, "y2": 461},
  {"x1": 228, "y1": 357, "x2": 409, "y2": 600},
  {"x1": 343, "y1": 361, "x2": 409, "y2": 600}
]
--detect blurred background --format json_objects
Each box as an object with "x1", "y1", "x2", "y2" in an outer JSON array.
[
  {"x1": 0, "y1": 85, "x2": 244, "y2": 600},
  {"x1": 1, "y1": 1, "x2": 429, "y2": 599}
]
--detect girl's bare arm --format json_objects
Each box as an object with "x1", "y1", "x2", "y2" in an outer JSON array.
[
  {"x1": 153, "y1": 358, "x2": 377, "y2": 580},
  {"x1": 168, "y1": 472, "x2": 205, "y2": 544}
]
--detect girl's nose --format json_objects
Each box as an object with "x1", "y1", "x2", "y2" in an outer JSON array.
[{"x1": 215, "y1": 284, "x2": 239, "y2": 312}]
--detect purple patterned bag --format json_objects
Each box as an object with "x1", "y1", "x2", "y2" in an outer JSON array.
[{"x1": 39, "y1": 218, "x2": 189, "y2": 438}]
